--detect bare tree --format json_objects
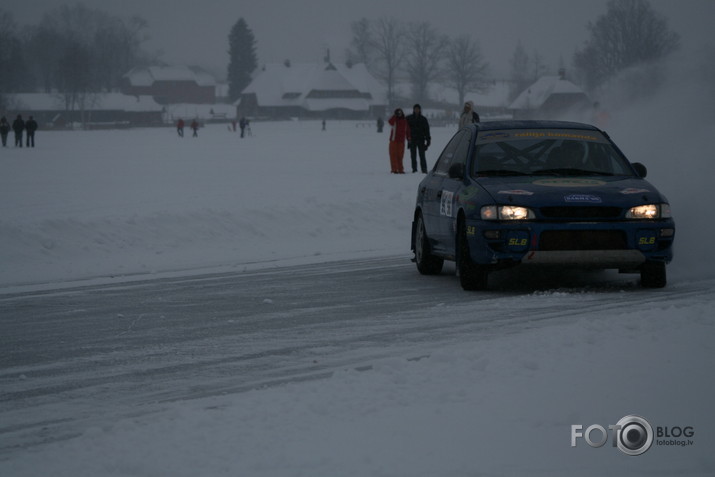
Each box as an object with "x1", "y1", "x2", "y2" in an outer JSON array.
[
  {"x1": 574, "y1": 0, "x2": 680, "y2": 92},
  {"x1": 94, "y1": 15, "x2": 148, "y2": 92},
  {"x1": 0, "y1": 9, "x2": 25, "y2": 97},
  {"x1": 346, "y1": 18, "x2": 374, "y2": 68},
  {"x1": 444, "y1": 34, "x2": 489, "y2": 107},
  {"x1": 509, "y1": 40, "x2": 530, "y2": 100},
  {"x1": 404, "y1": 21, "x2": 448, "y2": 102},
  {"x1": 531, "y1": 49, "x2": 547, "y2": 82},
  {"x1": 372, "y1": 17, "x2": 406, "y2": 108},
  {"x1": 24, "y1": 4, "x2": 148, "y2": 95}
]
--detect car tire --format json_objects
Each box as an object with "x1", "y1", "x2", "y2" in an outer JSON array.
[
  {"x1": 641, "y1": 260, "x2": 666, "y2": 288},
  {"x1": 456, "y1": 219, "x2": 488, "y2": 291},
  {"x1": 414, "y1": 213, "x2": 444, "y2": 275}
]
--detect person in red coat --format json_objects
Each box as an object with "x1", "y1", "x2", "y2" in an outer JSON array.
[{"x1": 388, "y1": 108, "x2": 410, "y2": 174}]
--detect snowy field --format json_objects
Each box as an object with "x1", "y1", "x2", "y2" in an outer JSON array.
[
  {"x1": 1, "y1": 91, "x2": 715, "y2": 476},
  {"x1": 0, "y1": 119, "x2": 427, "y2": 289}
]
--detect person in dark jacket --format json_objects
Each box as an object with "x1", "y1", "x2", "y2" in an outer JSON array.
[
  {"x1": 12, "y1": 114, "x2": 25, "y2": 148},
  {"x1": 0, "y1": 116, "x2": 10, "y2": 147},
  {"x1": 25, "y1": 116, "x2": 38, "y2": 147},
  {"x1": 405, "y1": 104, "x2": 431, "y2": 173}
]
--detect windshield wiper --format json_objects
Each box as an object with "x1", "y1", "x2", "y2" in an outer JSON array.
[
  {"x1": 477, "y1": 169, "x2": 530, "y2": 176},
  {"x1": 533, "y1": 168, "x2": 615, "y2": 177}
]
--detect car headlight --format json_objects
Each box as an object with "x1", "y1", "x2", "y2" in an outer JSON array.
[
  {"x1": 481, "y1": 205, "x2": 535, "y2": 220},
  {"x1": 626, "y1": 203, "x2": 672, "y2": 219}
]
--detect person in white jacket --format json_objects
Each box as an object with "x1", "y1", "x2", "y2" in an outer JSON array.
[{"x1": 458, "y1": 101, "x2": 480, "y2": 129}]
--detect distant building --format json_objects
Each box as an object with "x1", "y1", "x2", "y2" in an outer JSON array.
[
  {"x1": 5, "y1": 93, "x2": 164, "y2": 128},
  {"x1": 510, "y1": 72, "x2": 590, "y2": 120},
  {"x1": 237, "y1": 62, "x2": 387, "y2": 119},
  {"x1": 121, "y1": 66, "x2": 217, "y2": 105}
]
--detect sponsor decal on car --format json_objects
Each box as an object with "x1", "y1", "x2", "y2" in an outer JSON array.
[
  {"x1": 564, "y1": 194, "x2": 603, "y2": 203},
  {"x1": 620, "y1": 188, "x2": 652, "y2": 195},
  {"x1": 533, "y1": 178, "x2": 606, "y2": 187},
  {"x1": 498, "y1": 189, "x2": 535, "y2": 196}
]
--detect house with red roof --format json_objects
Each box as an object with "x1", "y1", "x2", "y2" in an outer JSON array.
[{"x1": 121, "y1": 66, "x2": 218, "y2": 105}]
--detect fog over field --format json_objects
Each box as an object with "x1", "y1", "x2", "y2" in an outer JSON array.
[{"x1": 9, "y1": 0, "x2": 715, "y2": 77}]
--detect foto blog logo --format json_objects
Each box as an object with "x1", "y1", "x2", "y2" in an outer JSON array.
[
  {"x1": 571, "y1": 415, "x2": 695, "y2": 456},
  {"x1": 571, "y1": 415, "x2": 653, "y2": 456}
]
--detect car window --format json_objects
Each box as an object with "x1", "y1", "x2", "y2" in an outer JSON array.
[
  {"x1": 435, "y1": 130, "x2": 469, "y2": 175},
  {"x1": 452, "y1": 130, "x2": 473, "y2": 168},
  {"x1": 472, "y1": 129, "x2": 634, "y2": 177}
]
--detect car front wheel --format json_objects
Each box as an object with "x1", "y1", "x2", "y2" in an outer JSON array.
[
  {"x1": 641, "y1": 260, "x2": 666, "y2": 288},
  {"x1": 414, "y1": 213, "x2": 444, "y2": 275}
]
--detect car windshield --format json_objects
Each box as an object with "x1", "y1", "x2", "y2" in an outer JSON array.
[{"x1": 473, "y1": 129, "x2": 634, "y2": 178}]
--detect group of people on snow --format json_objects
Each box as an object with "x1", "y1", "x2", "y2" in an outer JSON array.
[
  {"x1": 0, "y1": 114, "x2": 38, "y2": 148},
  {"x1": 386, "y1": 101, "x2": 480, "y2": 175},
  {"x1": 176, "y1": 118, "x2": 200, "y2": 137},
  {"x1": 177, "y1": 117, "x2": 251, "y2": 138}
]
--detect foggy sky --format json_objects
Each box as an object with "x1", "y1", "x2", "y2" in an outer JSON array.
[{"x1": 8, "y1": 0, "x2": 715, "y2": 79}]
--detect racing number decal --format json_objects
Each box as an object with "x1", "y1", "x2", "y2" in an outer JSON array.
[{"x1": 440, "y1": 191, "x2": 454, "y2": 217}]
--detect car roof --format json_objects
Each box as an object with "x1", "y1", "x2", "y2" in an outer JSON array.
[{"x1": 474, "y1": 120, "x2": 600, "y2": 132}]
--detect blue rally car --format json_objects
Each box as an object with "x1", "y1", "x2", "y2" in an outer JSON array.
[{"x1": 411, "y1": 120, "x2": 675, "y2": 290}]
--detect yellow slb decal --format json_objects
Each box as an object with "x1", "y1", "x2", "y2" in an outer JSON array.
[
  {"x1": 639, "y1": 237, "x2": 656, "y2": 245},
  {"x1": 508, "y1": 238, "x2": 528, "y2": 246}
]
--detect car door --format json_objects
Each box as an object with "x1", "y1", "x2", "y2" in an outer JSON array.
[
  {"x1": 419, "y1": 130, "x2": 471, "y2": 253},
  {"x1": 435, "y1": 129, "x2": 473, "y2": 253}
]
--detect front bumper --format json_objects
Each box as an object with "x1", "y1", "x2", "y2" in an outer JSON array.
[{"x1": 465, "y1": 219, "x2": 675, "y2": 269}]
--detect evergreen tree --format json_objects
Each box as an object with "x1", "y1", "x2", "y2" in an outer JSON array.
[{"x1": 227, "y1": 18, "x2": 258, "y2": 102}]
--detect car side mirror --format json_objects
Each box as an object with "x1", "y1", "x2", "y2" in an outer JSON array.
[
  {"x1": 632, "y1": 162, "x2": 647, "y2": 178},
  {"x1": 448, "y1": 163, "x2": 465, "y2": 180}
]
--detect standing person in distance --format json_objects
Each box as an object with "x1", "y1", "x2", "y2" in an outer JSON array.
[
  {"x1": 177, "y1": 118, "x2": 185, "y2": 137},
  {"x1": 191, "y1": 119, "x2": 199, "y2": 137},
  {"x1": 25, "y1": 116, "x2": 38, "y2": 147},
  {"x1": 458, "y1": 100, "x2": 480, "y2": 129},
  {"x1": 12, "y1": 114, "x2": 25, "y2": 148},
  {"x1": 405, "y1": 104, "x2": 431, "y2": 173},
  {"x1": 239, "y1": 117, "x2": 247, "y2": 138},
  {"x1": 388, "y1": 108, "x2": 410, "y2": 174},
  {"x1": 0, "y1": 116, "x2": 10, "y2": 147}
]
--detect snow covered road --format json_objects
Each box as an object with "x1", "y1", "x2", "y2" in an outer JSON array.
[{"x1": 2, "y1": 256, "x2": 714, "y2": 475}]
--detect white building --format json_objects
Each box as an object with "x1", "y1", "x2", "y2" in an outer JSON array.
[
  {"x1": 510, "y1": 74, "x2": 591, "y2": 120},
  {"x1": 237, "y1": 62, "x2": 387, "y2": 119}
]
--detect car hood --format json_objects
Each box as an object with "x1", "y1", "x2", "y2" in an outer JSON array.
[{"x1": 476, "y1": 176, "x2": 669, "y2": 207}]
